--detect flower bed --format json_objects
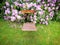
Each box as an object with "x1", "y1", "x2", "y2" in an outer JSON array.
[{"x1": 3, "y1": 0, "x2": 59, "y2": 25}]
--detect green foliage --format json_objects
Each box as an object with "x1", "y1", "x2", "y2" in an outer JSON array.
[{"x1": 0, "y1": 0, "x2": 5, "y2": 18}]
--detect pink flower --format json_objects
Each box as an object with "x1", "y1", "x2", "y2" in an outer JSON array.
[
  {"x1": 49, "y1": 11, "x2": 54, "y2": 17},
  {"x1": 47, "y1": 4, "x2": 50, "y2": 6},
  {"x1": 5, "y1": 8, "x2": 10, "y2": 14},
  {"x1": 5, "y1": 2, "x2": 10, "y2": 6},
  {"x1": 44, "y1": 4, "x2": 47, "y2": 7},
  {"x1": 36, "y1": 6, "x2": 42, "y2": 10},
  {"x1": 12, "y1": 9, "x2": 18, "y2": 16},
  {"x1": 33, "y1": 3, "x2": 37, "y2": 7},
  {"x1": 19, "y1": 11, "x2": 22, "y2": 14},
  {"x1": 50, "y1": 3, "x2": 55, "y2": 6},
  {"x1": 34, "y1": 15, "x2": 36, "y2": 18},
  {"x1": 3, "y1": 6, "x2": 6, "y2": 9},
  {"x1": 4, "y1": 16, "x2": 8, "y2": 20},
  {"x1": 13, "y1": 1, "x2": 19, "y2": 6},
  {"x1": 30, "y1": 16, "x2": 33, "y2": 19},
  {"x1": 48, "y1": 7, "x2": 52, "y2": 12},
  {"x1": 48, "y1": 0, "x2": 51, "y2": 2},
  {"x1": 38, "y1": 10, "x2": 44, "y2": 15},
  {"x1": 11, "y1": 16, "x2": 16, "y2": 22},
  {"x1": 34, "y1": 12, "x2": 37, "y2": 15},
  {"x1": 45, "y1": 21, "x2": 48, "y2": 25},
  {"x1": 19, "y1": 4, "x2": 22, "y2": 7}
]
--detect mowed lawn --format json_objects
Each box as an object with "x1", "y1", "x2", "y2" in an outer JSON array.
[{"x1": 0, "y1": 19, "x2": 60, "y2": 45}]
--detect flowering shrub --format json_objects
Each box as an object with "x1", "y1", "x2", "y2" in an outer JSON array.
[{"x1": 3, "y1": 0, "x2": 59, "y2": 25}]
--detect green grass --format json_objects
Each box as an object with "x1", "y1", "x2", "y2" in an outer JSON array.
[{"x1": 0, "y1": 19, "x2": 60, "y2": 45}]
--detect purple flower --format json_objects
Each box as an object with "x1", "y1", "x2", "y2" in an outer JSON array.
[{"x1": 5, "y1": 8, "x2": 10, "y2": 14}]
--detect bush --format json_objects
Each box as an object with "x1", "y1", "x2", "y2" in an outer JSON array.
[
  {"x1": 0, "y1": 0, "x2": 6, "y2": 18},
  {"x1": 2, "y1": 0, "x2": 60, "y2": 25}
]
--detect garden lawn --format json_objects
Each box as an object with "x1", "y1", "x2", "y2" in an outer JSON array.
[{"x1": 0, "y1": 19, "x2": 60, "y2": 45}]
